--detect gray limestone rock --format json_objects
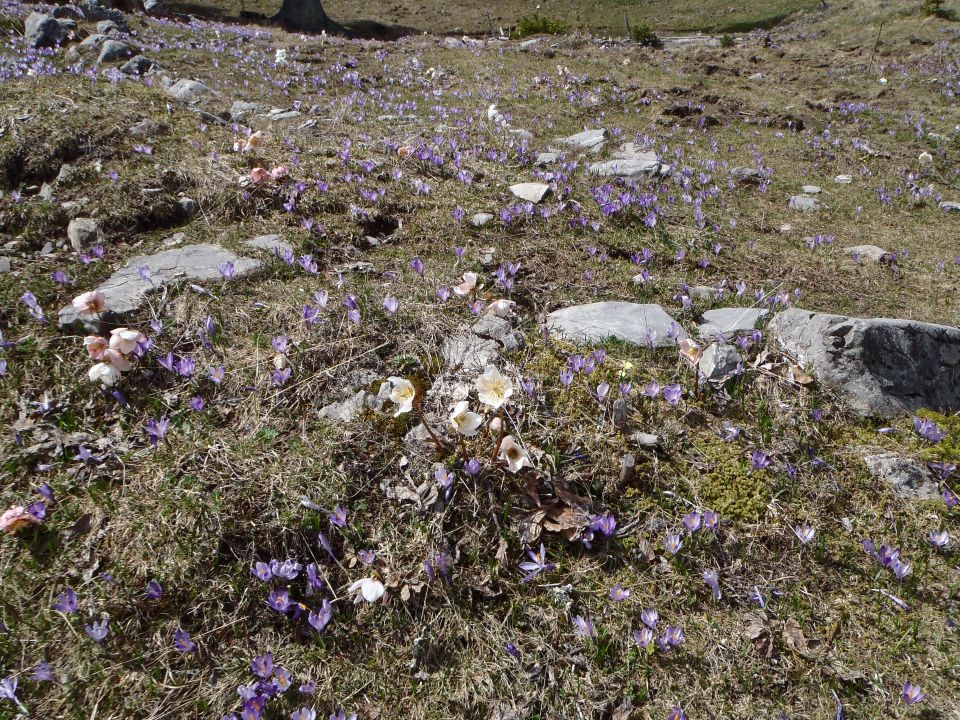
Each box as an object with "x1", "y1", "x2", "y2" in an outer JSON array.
[
  {"x1": 58, "y1": 244, "x2": 261, "y2": 328},
  {"x1": 67, "y1": 217, "x2": 103, "y2": 252},
  {"x1": 120, "y1": 55, "x2": 155, "y2": 76},
  {"x1": 768, "y1": 308, "x2": 960, "y2": 418},
  {"x1": 589, "y1": 143, "x2": 665, "y2": 179},
  {"x1": 698, "y1": 307, "x2": 768, "y2": 340},
  {"x1": 557, "y1": 128, "x2": 608, "y2": 150},
  {"x1": 167, "y1": 79, "x2": 218, "y2": 103},
  {"x1": 25, "y1": 13, "x2": 68, "y2": 48},
  {"x1": 730, "y1": 166, "x2": 760, "y2": 183},
  {"x1": 547, "y1": 302, "x2": 686, "y2": 348},
  {"x1": 470, "y1": 212, "x2": 494, "y2": 227},
  {"x1": 863, "y1": 453, "x2": 939, "y2": 500},
  {"x1": 97, "y1": 39, "x2": 132, "y2": 63},
  {"x1": 535, "y1": 152, "x2": 558, "y2": 166},
  {"x1": 939, "y1": 201, "x2": 960, "y2": 213},
  {"x1": 845, "y1": 245, "x2": 891, "y2": 263},
  {"x1": 699, "y1": 343, "x2": 742, "y2": 383},
  {"x1": 509, "y1": 182, "x2": 551, "y2": 203},
  {"x1": 245, "y1": 234, "x2": 293, "y2": 257},
  {"x1": 789, "y1": 195, "x2": 826, "y2": 212},
  {"x1": 442, "y1": 315, "x2": 525, "y2": 372}
]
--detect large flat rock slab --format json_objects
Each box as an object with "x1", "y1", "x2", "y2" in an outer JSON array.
[
  {"x1": 442, "y1": 315, "x2": 525, "y2": 372},
  {"x1": 768, "y1": 308, "x2": 960, "y2": 418},
  {"x1": 698, "y1": 307, "x2": 768, "y2": 339},
  {"x1": 59, "y1": 244, "x2": 261, "y2": 328},
  {"x1": 589, "y1": 144, "x2": 666, "y2": 179},
  {"x1": 547, "y1": 302, "x2": 686, "y2": 347},
  {"x1": 556, "y1": 128, "x2": 608, "y2": 150}
]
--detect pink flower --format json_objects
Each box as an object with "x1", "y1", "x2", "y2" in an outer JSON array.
[
  {"x1": 0, "y1": 506, "x2": 41, "y2": 534},
  {"x1": 72, "y1": 290, "x2": 107, "y2": 316},
  {"x1": 84, "y1": 335, "x2": 108, "y2": 360},
  {"x1": 249, "y1": 167, "x2": 272, "y2": 183},
  {"x1": 270, "y1": 165, "x2": 290, "y2": 180},
  {"x1": 104, "y1": 349, "x2": 132, "y2": 372}
]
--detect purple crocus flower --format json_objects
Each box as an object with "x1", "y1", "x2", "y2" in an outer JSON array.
[
  {"x1": 146, "y1": 580, "x2": 164, "y2": 599},
  {"x1": 145, "y1": 417, "x2": 170, "y2": 447},
  {"x1": 53, "y1": 588, "x2": 78, "y2": 613},
  {"x1": 465, "y1": 458, "x2": 483, "y2": 477},
  {"x1": 519, "y1": 544, "x2": 555, "y2": 583},
  {"x1": 251, "y1": 653, "x2": 274, "y2": 679},
  {"x1": 663, "y1": 384, "x2": 682, "y2": 406},
  {"x1": 359, "y1": 549, "x2": 376, "y2": 564},
  {"x1": 318, "y1": 532, "x2": 337, "y2": 561},
  {"x1": 668, "y1": 708, "x2": 686, "y2": 720},
  {"x1": 641, "y1": 608, "x2": 659, "y2": 629},
  {"x1": 664, "y1": 533, "x2": 683, "y2": 555},
  {"x1": 291, "y1": 708, "x2": 317, "y2": 720},
  {"x1": 383, "y1": 296, "x2": 398, "y2": 314},
  {"x1": 929, "y1": 529, "x2": 950, "y2": 549},
  {"x1": 505, "y1": 642, "x2": 521, "y2": 659},
  {"x1": 252, "y1": 562, "x2": 272, "y2": 581},
  {"x1": 174, "y1": 629, "x2": 197, "y2": 652},
  {"x1": 410, "y1": 257, "x2": 425, "y2": 277},
  {"x1": 609, "y1": 584, "x2": 630, "y2": 602},
  {"x1": 590, "y1": 513, "x2": 617, "y2": 537},
  {"x1": 32, "y1": 661, "x2": 55, "y2": 683},
  {"x1": 913, "y1": 417, "x2": 945, "y2": 444},
  {"x1": 85, "y1": 617, "x2": 109, "y2": 643},
  {"x1": 572, "y1": 615, "x2": 596, "y2": 639},
  {"x1": 329, "y1": 506, "x2": 348, "y2": 528},
  {"x1": 633, "y1": 626, "x2": 654, "y2": 649},
  {"x1": 683, "y1": 512, "x2": 702, "y2": 533},
  {"x1": 306, "y1": 563, "x2": 326, "y2": 591},
  {"x1": 704, "y1": 510, "x2": 719, "y2": 530},
  {"x1": 308, "y1": 600, "x2": 333, "y2": 633},
  {"x1": 703, "y1": 569, "x2": 722, "y2": 600},
  {"x1": 268, "y1": 589, "x2": 293, "y2": 613},
  {"x1": 751, "y1": 450, "x2": 771, "y2": 471},
  {"x1": 272, "y1": 559, "x2": 302, "y2": 580},
  {"x1": 793, "y1": 524, "x2": 815, "y2": 545},
  {"x1": 299, "y1": 680, "x2": 316, "y2": 695},
  {"x1": 643, "y1": 380, "x2": 660, "y2": 399},
  {"x1": 218, "y1": 261, "x2": 236, "y2": 279},
  {"x1": 902, "y1": 681, "x2": 925, "y2": 705}
]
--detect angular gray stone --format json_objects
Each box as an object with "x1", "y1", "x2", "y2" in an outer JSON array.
[
  {"x1": 178, "y1": 197, "x2": 198, "y2": 216},
  {"x1": 863, "y1": 453, "x2": 939, "y2": 500},
  {"x1": 789, "y1": 195, "x2": 826, "y2": 212},
  {"x1": 79, "y1": 1, "x2": 128, "y2": 30},
  {"x1": 547, "y1": 302, "x2": 686, "y2": 348},
  {"x1": 167, "y1": 79, "x2": 218, "y2": 103},
  {"x1": 535, "y1": 152, "x2": 558, "y2": 166},
  {"x1": 509, "y1": 129, "x2": 534, "y2": 142},
  {"x1": 319, "y1": 390, "x2": 369, "y2": 424},
  {"x1": 120, "y1": 55, "x2": 155, "y2": 76},
  {"x1": 940, "y1": 201, "x2": 960, "y2": 213},
  {"x1": 699, "y1": 343, "x2": 742, "y2": 383},
  {"x1": 589, "y1": 150, "x2": 662, "y2": 179},
  {"x1": 768, "y1": 308, "x2": 960, "y2": 418},
  {"x1": 67, "y1": 217, "x2": 103, "y2": 252},
  {"x1": 264, "y1": 108, "x2": 302, "y2": 121},
  {"x1": 509, "y1": 182, "x2": 550, "y2": 203},
  {"x1": 98, "y1": 40, "x2": 133, "y2": 63},
  {"x1": 245, "y1": 234, "x2": 293, "y2": 257},
  {"x1": 53, "y1": 6, "x2": 83, "y2": 19},
  {"x1": 470, "y1": 212, "x2": 494, "y2": 227},
  {"x1": 79, "y1": 33, "x2": 108, "y2": 48},
  {"x1": 58, "y1": 244, "x2": 261, "y2": 328},
  {"x1": 802, "y1": 185, "x2": 822, "y2": 194},
  {"x1": 0, "y1": 257, "x2": 11, "y2": 273},
  {"x1": 25, "y1": 13, "x2": 67, "y2": 48},
  {"x1": 96, "y1": 20, "x2": 120, "y2": 34},
  {"x1": 128, "y1": 118, "x2": 162, "y2": 137},
  {"x1": 230, "y1": 100, "x2": 263, "y2": 121},
  {"x1": 834, "y1": 174, "x2": 853, "y2": 184},
  {"x1": 845, "y1": 245, "x2": 891, "y2": 263},
  {"x1": 557, "y1": 128, "x2": 608, "y2": 149},
  {"x1": 442, "y1": 315, "x2": 524, "y2": 372},
  {"x1": 631, "y1": 432, "x2": 659, "y2": 448},
  {"x1": 697, "y1": 307, "x2": 767, "y2": 340},
  {"x1": 143, "y1": 0, "x2": 165, "y2": 14},
  {"x1": 731, "y1": 166, "x2": 760, "y2": 183}
]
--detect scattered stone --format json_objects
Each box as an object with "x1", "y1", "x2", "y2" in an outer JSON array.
[
  {"x1": 789, "y1": 195, "x2": 826, "y2": 212},
  {"x1": 58, "y1": 244, "x2": 261, "y2": 328},
  {"x1": 55, "y1": 164, "x2": 74, "y2": 184},
  {"x1": 167, "y1": 79, "x2": 218, "y2": 103},
  {"x1": 699, "y1": 343, "x2": 742, "y2": 383},
  {"x1": 748, "y1": 72, "x2": 764, "y2": 80},
  {"x1": 264, "y1": 108, "x2": 302, "y2": 121},
  {"x1": 319, "y1": 390, "x2": 370, "y2": 424},
  {"x1": 802, "y1": 185, "x2": 822, "y2": 194},
  {"x1": 731, "y1": 166, "x2": 761, "y2": 183},
  {"x1": 52, "y1": 6, "x2": 83, "y2": 19},
  {"x1": 863, "y1": 453, "x2": 939, "y2": 500},
  {"x1": 40, "y1": 242, "x2": 55, "y2": 256},
  {"x1": 939, "y1": 201, "x2": 960, "y2": 213},
  {"x1": 39, "y1": 183, "x2": 54, "y2": 201},
  {"x1": 612, "y1": 399, "x2": 629, "y2": 430},
  {"x1": 128, "y1": 118, "x2": 163, "y2": 137},
  {"x1": 618, "y1": 453, "x2": 636, "y2": 483},
  {"x1": 143, "y1": 0, "x2": 166, "y2": 14},
  {"x1": 230, "y1": 100, "x2": 263, "y2": 121},
  {"x1": 25, "y1": 13, "x2": 68, "y2": 49},
  {"x1": 96, "y1": 20, "x2": 120, "y2": 34},
  {"x1": 79, "y1": 33, "x2": 108, "y2": 49},
  {"x1": 245, "y1": 234, "x2": 293, "y2": 257},
  {"x1": 509, "y1": 129, "x2": 534, "y2": 142},
  {"x1": 546, "y1": 302, "x2": 686, "y2": 348},
  {"x1": 556, "y1": 128, "x2": 608, "y2": 150},
  {"x1": 768, "y1": 308, "x2": 960, "y2": 418},
  {"x1": 519, "y1": 38, "x2": 540, "y2": 50},
  {"x1": 535, "y1": 152, "x2": 558, "y2": 166},
  {"x1": 442, "y1": 315, "x2": 525, "y2": 372},
  {"x1": 845, "y1": 245, "x2": 891, "y2": 263},
  {"x1": 631, "y1": 432, "x2": 660, "y2": 448},
  {"x1": 470, "y1": 212, "x2": 494, "y2": 227},
  {"x1": 0, "y1": 257, "x2": 11, "y2": 273},
  {"x1": 689, "y1": 285, "x2": 717, "y2": 301},
  {"x1": 509, "y1": 182, "x2": 551, "y2": 203},
  {"x1": 697, "y1": 307, "x2": 768, "y2": 340},
  {"x1": 178, "y1": 197, "x2": 198, "y2": 216},
  {"x1": 98, "y1": 40, "x2": 133, "y2": 63},
  {"x1": 834, "y1": 174, "x2": 853, "y2": 184},
  {"x1": 67, "y1": 218, "x2": 103, "y2": 252},
  {"x1": 120, "y1": 55, "x2": 155, "y2": 76},
  {"x1": 589, "y1": 144, "x2": 665, "y2": 179},
  {"x1": 79, "y1": 1, "x2": 128, "y2": 30}
]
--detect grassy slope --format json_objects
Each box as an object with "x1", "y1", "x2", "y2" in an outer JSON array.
[{"x1": 1, "y1": 0, "x2": 960, "y2": 719}]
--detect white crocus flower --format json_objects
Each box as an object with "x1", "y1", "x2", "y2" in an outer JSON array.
[
  {"x1": 678, "y1": 338, "x2": 702, "y2": 367},
  {"x1": 475, "y1": 365, "x2": 513, "y2": 410},
  {"x1": 88, "y1": 362, "x2": 120, "y2": 386},
  {"x1": 104, "y1": 349, "x2": 132, "y2": 372},
  {"x1": 499, "y1": 435, "x2": 532, "y2": 474},
  {"x1": 109, "y1": 328, "x2": 142, "y2": 355},
  {"x1": 72, "y1": 290, "x2": 107, "y2": 316},
  {"x1": 449, "y1": 400, "x2": 482, "y2": 437},
  {"x1": 388, "y1": 376, "x2": 416, "y2": 417},
  {"x1": 453, "y1": 272, "x2": 478, "y2": 297},
  {"x1": 349, "y1": 577, "x2": 385, "y2": 603},
  {"x1": 485, "y1": 299, "x2": 516, "y2": 318}
]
